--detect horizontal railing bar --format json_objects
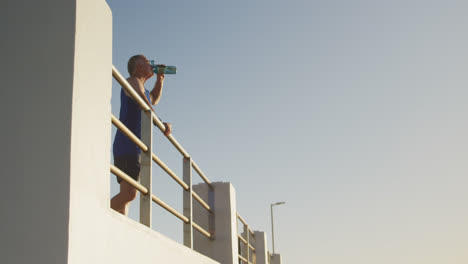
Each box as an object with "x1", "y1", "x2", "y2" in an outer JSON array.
[
  {"x1": 168, "y1": 134, "x2": 190, "y2": 157},
  {"x1": 111, "y1": 114, "x2": 148, "y2": 152},
  {"x1": 152, "y1": 153, "x2": 189, "y2": 190},
  {"x1": 192, "y1": 191, "x2": 212, "y2": 213},
  {"x1": 238, "y1": 234, "x2": 247, "y2": 245},
  {"x1": 237, "y1": 213, "x2": 247, "y2": 226},
  {"x1": 151, "y1": 115, "x2": 190, "y2": 158},
  {"x1": 192, "y1": 161, "x2": 213, "y2": 187},
  {"x1": 151, "y1": 112, "x2": 167, "y2": 133},
  {"x1": 249, "y1": 243, "x2": 255, "y2": 251},
  {"x1": 192, "y1": 221, "x2": 211, "y2": 238},
  {"x1": 110, "y1": 165, "x2": 148, "y2": 194},
  {"x1": 238, "y1": 213, "x2": 255, "y2": 238},
  {"x1": 112, "y1": 65, "x2": 150, "y2": 112},
  {"x1": 238, "y1": 236, "x2": 255, "y2": 254},
  {"x1": 151, "y1": 194, "x2": 189, "y2": 223},
  {"x1": 238, "y1": 255, "x2": 248, "y2": 263}
]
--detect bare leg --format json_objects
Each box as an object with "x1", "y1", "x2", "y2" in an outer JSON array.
[{"x1": 111, "y1": 181, "x2": 138, "y2": 215}]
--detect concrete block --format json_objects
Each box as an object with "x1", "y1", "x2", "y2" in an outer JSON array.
[
  {"x1": 253, "y1": 231, "x2": 268, "y2": 264},
  {"x1": 193, "y1": 182, "x2": 238, "y2": 264},
  {"x1": 271, "y1": 253, "x2": 282, "y2": 264}
]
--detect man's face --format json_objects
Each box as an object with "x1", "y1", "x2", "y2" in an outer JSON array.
[{"x1": 137, "y1": 56, "x2": 154, "y2": 78}]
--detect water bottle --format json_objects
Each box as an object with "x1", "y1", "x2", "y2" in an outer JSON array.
[
  {"x1": 154, "y1": 65, "x2": 177, "y2": 74},
  {"x1": 149, "y1": 60, "x2": 177, "y2": 74}
]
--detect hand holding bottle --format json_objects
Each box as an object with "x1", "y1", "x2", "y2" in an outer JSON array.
[
  {"x1": 156, "y1": 64, "x2": 166, "y2": 81},
  {"x1": 149, "y1": 60, "x2": 177, "y2": 74}
]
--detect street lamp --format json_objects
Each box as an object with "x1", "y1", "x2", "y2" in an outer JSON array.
[{"x1": 270, "y1": 201, "x2": 285, "y2": 253}]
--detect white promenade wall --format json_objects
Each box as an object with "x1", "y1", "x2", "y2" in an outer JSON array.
[
  {"x1": 2, "y1": 1, "x2": 219, "y2": 263},
  {"x1": 68, "y1": 1, "x2": 219, "y2": 263},
  {"x1": 271, "y1": 253, "x2": 283, "y2": 264},
  {"x1": 2, "y1": 0, "x2": 76, "y2": 263},
  {"x1": 193, "y1": 182, "x2": 239, "y2": 264},
  {"x1": 254, "y1": 231, "x2": 269, "y2": 264}
]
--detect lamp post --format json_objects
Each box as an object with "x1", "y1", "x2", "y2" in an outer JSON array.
[{"x1": 270, "y1": 201, "x2": 285, "y2": 253}]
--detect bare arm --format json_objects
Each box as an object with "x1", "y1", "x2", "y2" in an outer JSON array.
[
  {"x1": 149, "y1": 72, "x2": 165, "y2": 105},
  {"x1": 127, "y1": 77, "x2": 172, "y2": 136}
]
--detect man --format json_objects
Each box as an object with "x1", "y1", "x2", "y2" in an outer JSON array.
[{"x1": 111, "y1": 54, "x2": 172, "y2": 215}]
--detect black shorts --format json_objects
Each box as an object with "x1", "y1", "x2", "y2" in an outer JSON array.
[{"x1": 114, "y1": 154, "x2": 141, "y2": 183}]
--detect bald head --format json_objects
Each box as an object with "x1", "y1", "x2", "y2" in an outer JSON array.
[{"x1": 127, "y1": 54, "x2": 145, "y2": 76}]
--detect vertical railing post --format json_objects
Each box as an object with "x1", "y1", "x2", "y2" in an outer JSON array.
[
  {"x1": 139, "y1": 110, "x2": 153, "y2": 227},
  {"x1": 183, "y1": 157, "x2": 193, "y2": 248},
  {"x1": 244, "y1": 224, "x2": 250, "y2": 263}
]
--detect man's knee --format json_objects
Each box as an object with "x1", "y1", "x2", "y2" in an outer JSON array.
[{"x1": 121, "y1": 183, "x2": 138, "y2": 201}]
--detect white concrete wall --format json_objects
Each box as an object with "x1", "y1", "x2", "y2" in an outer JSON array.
[
  {"x1": 271, "y1": 253, "x2": 282, "y2": 264},
  {"x1": 193, "y1": 182, "x2": 239, "y2": 264},
  {"x1": 254, "y1": 231, "x2": 269, "y2": 264},
  {"x1": 67, "y1": 1, "x2": 219, "y2": 264},
  {"x1": 2, "y1": 1, "x2": 220, "y2": 263},
  {"x1": 1, "y1": 0, "x2": 76, "y2": 263}
]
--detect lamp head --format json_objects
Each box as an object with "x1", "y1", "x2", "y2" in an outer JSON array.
[{"x1": 272, "y1": 202, "x2": 286, "y2": 206}]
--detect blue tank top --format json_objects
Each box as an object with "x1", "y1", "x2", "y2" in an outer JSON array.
[{"x1": 113, "y1": 88, "x2": 151, "y2": 157}]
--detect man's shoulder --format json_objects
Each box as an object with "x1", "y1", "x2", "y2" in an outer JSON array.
[
  {"x1": 126, "y1": 77, "x2": 139, "y2": 89},
  {"x1": 124, "y1": 77, "x2": 141, "y2": 97}
]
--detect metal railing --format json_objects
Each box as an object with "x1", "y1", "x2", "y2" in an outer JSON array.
[
  {"x1": 237, "y1": 213, "x2": 256, "y2": 264},
  {"x1": 110, "y1": 65, "x2": 215, "y2": 248}
]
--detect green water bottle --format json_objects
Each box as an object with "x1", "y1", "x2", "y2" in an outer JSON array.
[{"x1": 149, "y1": 60, "x2": 177, "y2": 74}]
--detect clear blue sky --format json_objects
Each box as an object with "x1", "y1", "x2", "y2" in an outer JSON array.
[{"x1": 107, "y1": 1, "x2": 468, "y2": 263}]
